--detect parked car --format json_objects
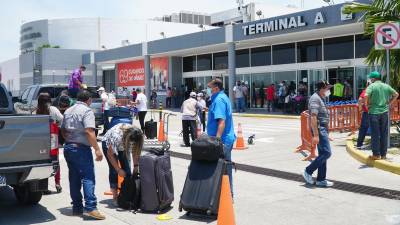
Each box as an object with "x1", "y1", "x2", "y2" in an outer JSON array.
[
  {"x1": 0, "y1": 82, "x2": 57, "y2": 205},
  {"x1": 14, "y1": 84, "x2": 103, "y2": 128}
]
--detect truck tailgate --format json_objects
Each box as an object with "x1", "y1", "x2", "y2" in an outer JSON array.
[{"x1": 0, "y1": 115, "x2": 51, "y2": 165}]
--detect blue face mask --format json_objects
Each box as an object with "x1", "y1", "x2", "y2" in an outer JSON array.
[{"x1": 207, "y1": 87, "x2": 212, "y2": 96}]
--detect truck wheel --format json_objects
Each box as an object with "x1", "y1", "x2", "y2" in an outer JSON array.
[{"x1": 14, "y1": 186, "x2": 42, "y2": 205}]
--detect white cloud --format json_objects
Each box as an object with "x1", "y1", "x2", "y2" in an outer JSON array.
[{"x1": 0, "y1": 0, "x2": 346, "y2": 62}]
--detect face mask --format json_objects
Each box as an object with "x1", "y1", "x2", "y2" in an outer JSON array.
[
  {"x1": 325, "y1": 90, "x2": 331, "y2": 97},
  {"x1": 207, "y1": 87, "x2": 212, "y2": 96}
]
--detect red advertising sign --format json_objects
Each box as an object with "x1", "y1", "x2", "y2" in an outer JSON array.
[{"x1": 117, "y1": 60, "x2": 145, "y2": 87}]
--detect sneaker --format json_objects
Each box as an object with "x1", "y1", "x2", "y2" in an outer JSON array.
[
  {"x1": 302, "y1": 170, "x2": 314, "y2": 185},
  {"x1": 315, "y1": 180, "x2": 334, "y2": 187},
  {"x1": 84, "y1": 210, "x2": 106, "y2": 220}
]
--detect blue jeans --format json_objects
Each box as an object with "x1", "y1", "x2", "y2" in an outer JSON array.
[
  {"x1": 235, "y1": 97, "x2": 245, "y2": 113},
  {"x1": 369, "y1": 112, "x2": 389, "y2": 157},
  {"x1": 223, "y1": 143, "x2": 234, "y2": 196},
  {"x1": 103, "y1": 110, "x2": 110, "y2": 132},
  {"x1": 64, "y1": 144, "x2": 97, "y2": 212},
  {"x1": 357, "y1": 112, "x2": 369, "y2": 147},
  {"x1": 305, "y1": 127, "x2": 332, "y2": 182},
  {"x1": 102, "y1": 141, "x2": 131, "y2": 189}
]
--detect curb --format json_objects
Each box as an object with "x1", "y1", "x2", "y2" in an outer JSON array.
[
  {"x1": 346, "y1": 138, "x2": 400, "y2": 175},
  {"x1": 232, "y1": 113, "x2": 300, "y2": 119}
]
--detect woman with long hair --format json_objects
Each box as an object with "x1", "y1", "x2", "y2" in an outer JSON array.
[
  {"x1": 101, "y1": 123, "x2": 144, "y2": 204},
  {"x1": 36, "y1": 92, "x2": 64, "y2": 193}
]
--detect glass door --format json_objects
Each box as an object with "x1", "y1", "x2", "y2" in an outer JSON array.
[
  {"x1": 308, "y1": 70, "x2": 326, "y2": 96},
  {"x1": 328, "y1": 67, "x2": 354, "y2": 101}
]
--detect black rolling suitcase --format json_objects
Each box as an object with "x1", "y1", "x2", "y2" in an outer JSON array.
[
  {"x1": 179, "y1": 158, "x2": 227, "y2": 216},
  {"x1": 139, "y1": 148, "x2": 174, "y2": 213},
  {"x1": 145, "y1": 112, "x2": 157, "y2": 139}
]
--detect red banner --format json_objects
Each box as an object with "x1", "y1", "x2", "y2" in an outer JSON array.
[{"x1": 117, "y1": 60, "x2": 145, "y2": 87}]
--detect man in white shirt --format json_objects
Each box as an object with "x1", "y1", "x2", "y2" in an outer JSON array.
[
  {"x1": 181, "y1": 92, "x2": 203, "y2": 147},
  {"x1": 98, "y1": 87, "x2": 110, "y2": 135},
  {"x1": 133, "y1": 88, "x2": 148, "y2": 132},
  {"x1": 233, "y1": 81, "x2": 245, "y2": 113}
]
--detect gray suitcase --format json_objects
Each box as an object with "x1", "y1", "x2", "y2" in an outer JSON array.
[{"x1": 139, "y1": 149, "x2": 174, "y2": 213}]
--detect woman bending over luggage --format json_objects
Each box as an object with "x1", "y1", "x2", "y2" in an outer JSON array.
[{"x1": 101, "y1": 124, "x2": 144, "y2": 203}]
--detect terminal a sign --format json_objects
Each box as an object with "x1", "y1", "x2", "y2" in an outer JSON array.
[{"x1": 242, "y1": 12, "x2": 327, "y2": 36}]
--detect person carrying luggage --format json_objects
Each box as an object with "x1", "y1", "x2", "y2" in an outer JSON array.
[
  {"x1": 101, "y1": 123, "x2": 144, "y2": 206},
  {"x1": 206, "y1": 78, "x2": 236, "y2": 196},
  {"x1": 181, "y1": 92, "x2": 203, "y2": 147}
]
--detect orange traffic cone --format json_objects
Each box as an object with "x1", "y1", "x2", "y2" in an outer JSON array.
[
  {"x1": 233, "y1": 123, "x2": 248, "y2": 150},
  {"x1": 217, "y1": 175, "x2": 236, "y2": 225},
  {"x1": 158, "y1": 118, "x2": 166, "y2": 142}
]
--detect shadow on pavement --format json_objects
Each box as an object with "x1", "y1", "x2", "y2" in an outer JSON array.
[
  {"x1": 0, "y1": 186, "x2": 56, "y2": 225},
  {"x1": 178, "y1": 213, "x2": 217, "y2": 224}
]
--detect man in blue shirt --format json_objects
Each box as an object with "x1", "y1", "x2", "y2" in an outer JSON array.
[{"x1": 207, "y1": 78, "x2": 236, "y2": 195}]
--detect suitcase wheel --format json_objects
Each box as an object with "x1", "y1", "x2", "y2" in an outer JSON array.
[{"x1": 206, "y1": 209, "x2": 212, "y2": 216}]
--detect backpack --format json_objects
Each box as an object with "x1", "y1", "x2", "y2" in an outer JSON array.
[{"x1": 117, "y1": 174, "x2": 141, "y2": 211}]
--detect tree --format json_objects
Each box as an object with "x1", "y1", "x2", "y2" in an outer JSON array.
[{"x1": 344, "y1": 0, "x2": 400, "y2": 90}]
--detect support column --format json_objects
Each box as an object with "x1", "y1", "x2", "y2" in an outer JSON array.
[
  {"x1": 144, "y1": 55, "x2": 151, "y2": 102},
  {"x1": 228, "y1": 42, "x2": 236, "y2": 105}
]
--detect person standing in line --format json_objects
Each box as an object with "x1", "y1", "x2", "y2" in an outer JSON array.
[
  {"x1": 356, "y1": 81, "x2": 370, "y2": 149},
  {"x1": 252, "y1": 82, "x2": 257, "y2": 108},
  {"x1": 36, "y1": 92, "x2": 64, "y2": 194},
  {"x1": 150, "y1": 89, "x2": 158, "y2": 109},
  {"x1": 61, "y1": 90, "x2": 105, "y2": 220},
  {"x1": 131, "y1": 88, "x2": 137, "y2": 102},
  {"x1": 206, "y1": 79, "x2": 236, "y2": 196},
  {"x1": 258, "y1": 83, "x2": 265, "y2": 109},
  {"x1": 197, "y1": 92, "x2": 207, "y2": 132},
  {"x1": 132, "y1": 88, "x2": 148, "y2": 133},
  {"x1": 344, "y1": 80, "x2": 353, "y2": 101},
  {"x1": 365, "y1": 71, "x2": 399, "y2": 160},
  {"x1": 97, "y1": 87, "x2": 110, "y2": 136},
  {"x1": 241, "y1": 82, "x2": 248, "y2": 110},
  {"x1": 303, "y1": 81, "x2": 334, "y2": 188},
  {"x1": 68, "y1": 65, "x2": 86, "y2": 98},
  {"x1": 166, "y1": 87, "x2": 172, "y2": 108},
  {"x1": 266, "y1": 84, "x2": 276, "y2": 112},
  {"x1": 180, "y1": 92, "x2": 203, "y2": 147},
  {"x1": 233, "y1": 81, "x2": 245, "y2": 113}
]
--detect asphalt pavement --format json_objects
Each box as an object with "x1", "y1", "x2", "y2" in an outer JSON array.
[{"x1": 1, "y1": 113, "x2": 400, "y2": 225}]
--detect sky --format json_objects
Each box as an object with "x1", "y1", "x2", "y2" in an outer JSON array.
[{"x1": 0, "y1": 0, "x2": 346, "y2": 62}]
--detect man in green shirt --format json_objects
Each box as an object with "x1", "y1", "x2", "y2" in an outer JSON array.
[{"x1": 365, "y1": 71, "x2": 399, "y2": 160}]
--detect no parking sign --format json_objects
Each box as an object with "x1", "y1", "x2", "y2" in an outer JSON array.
[{"x1": 375, "y1": 22, "x2": 400, "y2": 50}]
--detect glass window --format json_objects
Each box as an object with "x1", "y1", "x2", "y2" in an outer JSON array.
[
  {"x1": 297, "y1": 40, "x2": 322, "y2": 62},
  {"x1": 197, "y1": 54, "x2": 212, "y2": 71},
  {"x1": 297, "y1": 70, "x2": 309, "y2": 96},
  {"x1": 26, "y1": 87, "x2": 36, "y2": 103},
  {"x1": 324, "y1": 35, "x2": 354, "y2": 60},
  {"x1": 236, "y1": 49, "x2": 250, "y2": 68},
  {"x1": 183, "y1": 56, "x2": 196, "y2": 72},
  {"x1": 356, "y1": 66, "x2": 374, "y2": 97},
  {"x1": 251, "y1": 73, "x2": 273, "y2": 108},
  {"x1": 272, "y1": 43, "x2": 295, "y2": 65},
  {"x1": 21, "y1": 87, "x2": 31, "y2": 101},
  {"x1": 251, "y1": 46, "x2": 271, "y2": 67},
  {"x1": 308, "y1": 70, "x2": 326, "y2": 95},
  {"x1": 213, "y1": 52, "x2": 228, "y2": 70},
  {"x1": 355, "y1": 34, "x2": 373, "y2": 58},
  {"x1": 273, "y1": 71, "x2": 297, "y2": 95}
]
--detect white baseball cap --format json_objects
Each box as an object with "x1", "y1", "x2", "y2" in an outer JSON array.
[
  {"x1": 190, "y1": 92, "x2": 197, "y2": 98},
  {"x1": 97, "y1": 87, "x2": 105, "y2": 92}
]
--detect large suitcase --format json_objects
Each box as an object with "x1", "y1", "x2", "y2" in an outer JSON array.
[
  {"x1": 145, "y1": 119, "x2": 157, "y2": 139},
  {"x1": 179, "y1": 158, "x2": 227, "y2": 216},
  {"x1": 139, "y1": 149, "x2": 174, "y2": 213}
]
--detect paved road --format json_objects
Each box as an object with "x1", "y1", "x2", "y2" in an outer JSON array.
[{"x1": 1, "y1": 113, "x2": 399, "y2": 225}]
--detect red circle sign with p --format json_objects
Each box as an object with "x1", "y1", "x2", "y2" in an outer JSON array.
[{"x1": 375, "y1": 22, "x2": 400, "y2": 50}]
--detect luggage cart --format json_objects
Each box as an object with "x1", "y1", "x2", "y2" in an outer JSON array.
[{"x1": 143, "y1": 112, "x2": 176, "y2": 151}]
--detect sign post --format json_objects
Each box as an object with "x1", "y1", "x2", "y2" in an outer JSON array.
[{"x1": 374, "y1": 21, "x2": 400, "y2": 148}]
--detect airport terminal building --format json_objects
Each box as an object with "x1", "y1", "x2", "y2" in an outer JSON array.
[{"x1": 85, "y1": 1, "x2": 375, "y2": 107}]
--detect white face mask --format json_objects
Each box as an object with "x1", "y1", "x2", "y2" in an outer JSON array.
[{"x1": 325, "y1": 90, "x2": 331, "y2": 97}]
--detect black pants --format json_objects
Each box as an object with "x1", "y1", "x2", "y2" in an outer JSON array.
[
  {"x1": 166, "y1": 97, "x2": 172, "y2": 108},
  {"x1": 182, "y1": 120, "x2": 197, "y2": 146},
  {"x1": 138, "y1": 111, "x2": 147, "y2": 132},
  {"x1": 201, "y1": 111, "x2": 206, "y2": 132}
]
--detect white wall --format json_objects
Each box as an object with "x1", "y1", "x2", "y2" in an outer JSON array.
[
  {"x1": 46, "y1": 18, "x2": 216, "y2": 51},
  {"x1": 0, "y1": 58, "x2": 20, "y2": 96}
]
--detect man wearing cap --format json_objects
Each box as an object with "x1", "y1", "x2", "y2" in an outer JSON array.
[
  {"x1": 180, "y1": 91, "x2": 203, "y2": 147},
  {"x1": 303, "y1": 80, "x2": 334, "y2": 187},
  {"x1": 365, "y1": 71, "x2": 399, "y2": 160},
  {"x1": 68, "y1": 65, "x2": 86, "y2": 98},
  {"x1": 98, "y1": 87, "x2": 110, "y2": 135}
]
